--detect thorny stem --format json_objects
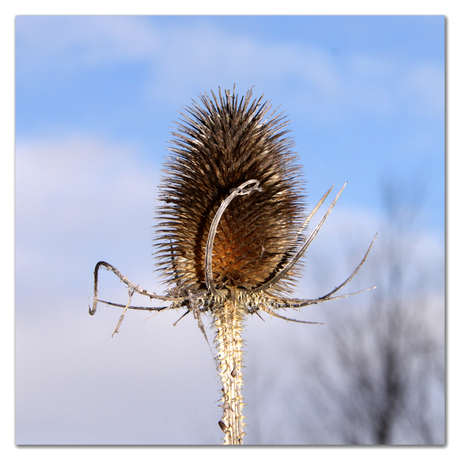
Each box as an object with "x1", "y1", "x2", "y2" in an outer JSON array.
[{"x1": 213, "y1": 289, "x2": 245, "y2": 445}]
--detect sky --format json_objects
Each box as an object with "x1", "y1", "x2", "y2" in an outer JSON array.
[{"x1": 14, "y1": 14, "x2": 446, "y2": 449}]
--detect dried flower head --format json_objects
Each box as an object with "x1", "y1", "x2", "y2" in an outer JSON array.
[{"x1": 155, "y1": 87, "x2": 305, "y2": 300}]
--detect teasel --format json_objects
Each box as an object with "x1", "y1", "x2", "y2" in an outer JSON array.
[
  {"x1": 156, "y1": 87, "x2": 308, "y2": 443},
  {"x1": 90, "y1": 87, "x2": 377, "y2": 445}
]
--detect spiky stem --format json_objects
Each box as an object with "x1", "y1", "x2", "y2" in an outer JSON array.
[{"x1": 213, "y1": 291, "x2": 245, "y2": 445}]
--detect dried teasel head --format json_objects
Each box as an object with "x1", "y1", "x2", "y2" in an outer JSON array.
[
  {"x1": 91, "y1": 86, "x2": 376, "y2": 445},
  {"x1": 155, "y1": 87, "x2": 307, "y2": 301}
]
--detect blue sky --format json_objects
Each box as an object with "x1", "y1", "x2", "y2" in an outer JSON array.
[
  {"x1": 14, "y1": 15, "x2": 445, "y2": 446},
  {"x1": 15, "y1": 15, "x2": 445, "y2": 233}
]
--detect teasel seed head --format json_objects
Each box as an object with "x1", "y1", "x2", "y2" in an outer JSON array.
[{"x1": 155, "y1": 87, "x2": 306, "y2": 302}]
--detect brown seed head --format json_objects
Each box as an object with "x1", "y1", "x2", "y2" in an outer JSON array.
[{"x1": 155, "y1": 87, "x2": 306, "y2": 297}]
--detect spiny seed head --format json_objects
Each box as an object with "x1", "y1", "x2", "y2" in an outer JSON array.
[{"x1": 155, "y1": 87, "x2": 306, "y2": 297}]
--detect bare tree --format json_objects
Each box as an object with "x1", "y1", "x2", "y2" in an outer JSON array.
[{"x1": 285, "y1": 177, "x2": 444, "y2": 445}]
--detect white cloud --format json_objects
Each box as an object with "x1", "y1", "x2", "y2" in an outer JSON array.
[
  {"x1": 15, "y1": 134, "x2": 159, "y2": 299},
  {"x1": 15, "y1": 296, "x2": 221, "y2": 444},
  {"x1": 14, "y1": 133, "x2": 224, "y2": 444}
]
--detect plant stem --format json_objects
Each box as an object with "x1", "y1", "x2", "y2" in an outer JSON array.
[{"x1": 214, "y1": 291, "x2": 245, "y2": 445}]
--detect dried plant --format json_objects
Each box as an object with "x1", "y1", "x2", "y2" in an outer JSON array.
[{"x1": 89, "y1": 87, "x2": 376, "y2": 445}]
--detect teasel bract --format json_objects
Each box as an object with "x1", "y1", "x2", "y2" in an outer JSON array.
[{"x1": 90, "y1": 87, "x2": 376, "y2": 445}]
